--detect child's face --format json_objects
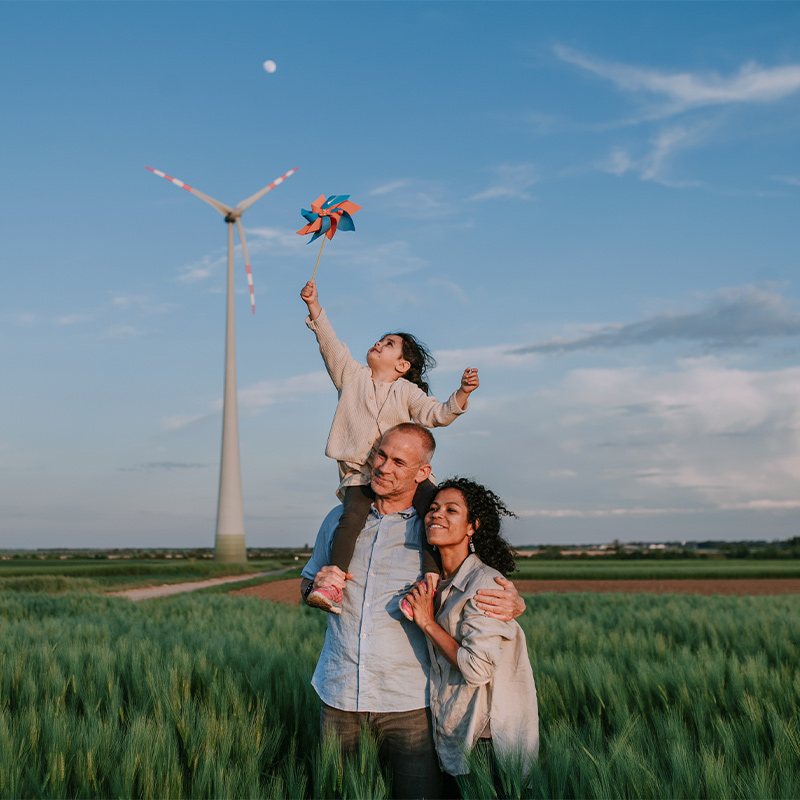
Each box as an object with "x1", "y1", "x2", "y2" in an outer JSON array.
[{"x1": 367, "y1": 335, "x2": 407, "y2": 375}]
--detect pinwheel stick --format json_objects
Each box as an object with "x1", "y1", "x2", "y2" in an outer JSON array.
[{"x1": 310, "y1": 237, "x2": 326, "y2": 282}]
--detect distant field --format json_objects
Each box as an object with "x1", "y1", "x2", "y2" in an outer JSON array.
[
  {"x1": 1, "y1": 591, "x2": 798, "y2": 798},
  {"x1": 0, "y1": 559, "x2": 298, "y2": 593},
  {"x1": 513, "y1": 558, "x2": 800, "y2": 581}
]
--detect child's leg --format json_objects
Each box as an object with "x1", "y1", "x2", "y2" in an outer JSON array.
[
  {"x1": 412, "y1": 479, "x2": 441, "y2": 579},
  {"x1": 329, "y1": 484, "x2": 375, "y2": 572}
]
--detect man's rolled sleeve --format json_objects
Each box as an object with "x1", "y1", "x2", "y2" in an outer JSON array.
[{"x1": 454, "y1": 598, "x2": 510, "y2": 686}]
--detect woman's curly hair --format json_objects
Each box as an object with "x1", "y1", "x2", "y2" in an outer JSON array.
[
  {"x1": 383, "y1": 331, "x2": 436, "y2": 394},
  {"x1": 435, "y1": 477, "x2": 518, "y2": 576}
]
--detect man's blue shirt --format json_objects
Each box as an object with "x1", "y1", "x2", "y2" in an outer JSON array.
[{"x1": 302, "y1": 504, "x2": 431, "y2": 712}]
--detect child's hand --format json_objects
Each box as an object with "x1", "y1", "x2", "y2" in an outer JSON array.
[
  {"x1": 301, "y1": 280, "x2": 322, "y2": 320},
  {"x1": 460, "y1": 367, "x2": 479, "y2": 395}
]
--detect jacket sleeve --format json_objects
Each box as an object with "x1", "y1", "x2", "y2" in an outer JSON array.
[
  {"x1": 306, "y1": 308, "x2": 361, "y2": 391},
  {"x1": 455, "y1": 596, "x2": 513, "y2": 686},
  {"x1": 406, "y1": 384, "x2": 468, "y2": 428}
]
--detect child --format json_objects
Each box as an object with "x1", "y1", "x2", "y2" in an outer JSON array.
[{"x1": 300, "y1": 279, "x2": 479, "y2": 616}]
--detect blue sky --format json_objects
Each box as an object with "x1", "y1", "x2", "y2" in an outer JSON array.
[{"x1": 3, "y1": 2, "x2": 800, "y2": 549}]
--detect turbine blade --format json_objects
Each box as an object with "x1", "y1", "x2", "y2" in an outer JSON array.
[
  {"x1": 145, "y1": 166, "x2": 233, "y2": 217},
  {"x1": 236, "y1": 167, "x2": 298, "y2": 213},
  {"x1": 235, "y1": 219, "x2": 256, "y2": 314}
]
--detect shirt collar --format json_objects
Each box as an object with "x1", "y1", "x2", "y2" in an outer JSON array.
[
  {"x1": 369, "y1": 504, "x2": 417, "y2": 520},
  {"x1": 450, "y1": 553, "x2": 482, "y2": 591}
]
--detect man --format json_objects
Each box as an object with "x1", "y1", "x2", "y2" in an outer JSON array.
[{"x1": 300, "y1": 423, "x2": 525, "y2": 799}]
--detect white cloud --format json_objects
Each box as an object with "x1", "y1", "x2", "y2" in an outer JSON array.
[
  {"x1": 558, "y1": 360, "x2": 800, "y2": 504},
  {"x1": 177, "y1": 253, "x2": 224, "y2": 283},
  {"x1": 238, "y1": 372, "x2": 330, "y2": 411},
  {"x1": 104, "y1": 325, "x2": 145, "y2": 338},
  {"x1": 370, "y1": 180, "x2": 411, "y2": 196},
  {"x1": 161, "y1": 413, "x2": 208, "y2": 431},
  {"x1": 469, "y1": 163, "x2": 539, "y2": 201},
  {"x1": 772, "y1": 174, "x2": 800, "y2": 187},
  {"x1": 555, "y1": 45, "x2": 800, "y2": 117},
  {"x1": 510, "y1": 285, "x2": 800, "y2": 356},
  {"x1": 434, "y1": 344, "x2": 539, "y2": 372},
  {"x1": 56, "y1": 313, "x2": 92, "y2": 326}
]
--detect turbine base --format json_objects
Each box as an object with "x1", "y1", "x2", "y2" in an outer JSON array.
[{"x1": 215, "y1": 534, "x2": 247, "y2": 564}]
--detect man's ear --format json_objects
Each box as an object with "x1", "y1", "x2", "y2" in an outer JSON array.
[
  {"x1": 395, "y1": 359, "x2": 411, "y2": 377},
  {"x1": 415, "y1": 463, "x2": 432, "y2": 484}
]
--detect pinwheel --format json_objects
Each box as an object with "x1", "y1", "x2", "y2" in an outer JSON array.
[{"x1": 297, "y1": 194, "x2": 361, "y2": 280}]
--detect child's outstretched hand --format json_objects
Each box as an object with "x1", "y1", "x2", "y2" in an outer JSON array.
[
  {"x1": 461, "y1": 367, "x2": 479, "y2": 394},
  {"x1": 300, "y1": 280, "x2": 322, "y2": 320},
  {"x1": 455, "y1": 367, "x2": 479, "y2": 409}
]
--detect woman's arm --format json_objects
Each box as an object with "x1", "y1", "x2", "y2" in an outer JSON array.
[
  {"x1": 406, "y1": 578, "x2": 512, "y2": 685},
  {"x1": 405, "y1": 581, "x2": 461, "y2": 669}
]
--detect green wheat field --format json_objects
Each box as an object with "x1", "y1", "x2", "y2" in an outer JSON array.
[{"x1": 1, "y1": 586, "x2": 799, "y2": 799}]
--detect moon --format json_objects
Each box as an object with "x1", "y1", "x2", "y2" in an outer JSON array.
[{"x1": 263, "y1": 60, "x2": 277, "y2": 74}]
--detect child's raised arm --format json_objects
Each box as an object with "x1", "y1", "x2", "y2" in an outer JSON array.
[
  {"x1": 455, "y1": 367, "x2": 479, "y2": 409},
  {"x1": 300, "y1": 279, "x2": 322, "y2": 321}
]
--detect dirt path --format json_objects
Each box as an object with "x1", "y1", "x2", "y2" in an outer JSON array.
[
  {"x1": 108, "y1": 569, "x2": 290, "y2": 602},
  {"x1": 230, "y1": 577, "x2": 800, "y2": 606}
]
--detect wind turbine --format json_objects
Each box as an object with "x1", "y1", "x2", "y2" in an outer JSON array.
[{"x1": 146, "y1": 165, "x2": 297, "y2": 563}]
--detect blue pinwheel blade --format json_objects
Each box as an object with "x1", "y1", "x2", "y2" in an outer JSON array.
[
  {"x1": 301, "y1": 209, "x2": 319, "y2": 224},
  {"x1": 336, "y1": 212, "x2": 355, "y2": 232},
  {"x1": 322, "y1": 194, "x2": 350, "y2": 210},
  {"x1": 308, "y1": 215, "x2": 332, "y2": 243}
]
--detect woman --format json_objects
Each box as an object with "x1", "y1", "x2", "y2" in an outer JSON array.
[{"x1": 404, "y1": 478, "x2": 539, "y2": 790}]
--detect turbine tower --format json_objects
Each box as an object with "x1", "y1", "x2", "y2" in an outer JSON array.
[{"x1": 146, "y1": 166, "x2": 297, "y2": 563}]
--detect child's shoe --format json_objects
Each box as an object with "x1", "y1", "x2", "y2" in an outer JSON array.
[
  {"x1": 400, "y1": 597, "x2": 415, "y2": 621},
  {"x1": 306, "y1": 585, "x2": 343, "y2": 614}
]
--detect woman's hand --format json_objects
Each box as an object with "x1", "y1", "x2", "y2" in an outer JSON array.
[{"x1": 405, "y1": 580, "x2": 435, "y2": 630}]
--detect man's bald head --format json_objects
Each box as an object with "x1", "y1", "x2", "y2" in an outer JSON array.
[{"x1": 370, "y1": 425, "x2": 435, "y2": 512}]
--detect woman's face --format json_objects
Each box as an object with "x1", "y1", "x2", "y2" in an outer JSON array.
[{"x1": 424, "y1": 488, "x2": 475, "y2": 549}]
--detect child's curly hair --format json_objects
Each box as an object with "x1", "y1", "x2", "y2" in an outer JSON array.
[
  {"x1": 434, "y1": 477, "x2": 518, "y2": 576},
  {"x1": 383, "y1": 331, "x2": 436, "y2": 394}
]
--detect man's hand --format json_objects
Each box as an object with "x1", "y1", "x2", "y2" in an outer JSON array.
[
  {"x1": 301, "y1": 280, "x2": 322, "y2": 320},
  {"x1": 474, "y1": 576, "x2": 526, "y2": 621}
]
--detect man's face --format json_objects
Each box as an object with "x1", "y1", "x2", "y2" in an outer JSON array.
[{"x1": 370, "y1": 430, "x2": 430, "y2": 501}]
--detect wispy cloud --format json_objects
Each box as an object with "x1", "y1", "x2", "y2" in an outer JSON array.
[
  {"x1": 111, "y1": 294, "x2": 175, "y2": 314},
  {"x1": 119, "y1": 461, "x2": 207, "y2": 472},
  {"x1": 56, "y1": 313, "x2": 93, "y2": 326},
  {"x1": 469, "y1": 163, "x2": 539, "y2": 201},
  {"x1": 772, "y1": 174, "x2": 800, "y2": 187},
  {"x1": 163, "y1": 372, "x2": 331, "y2": 431},
  {"x1": 177, "y1": 253, "x2": 225, "y2": 283},
  {"x1": 161, "y1": 413, "x2": 209, "y2": 431},
  {"x1": 368, "y1": 179, "x2": 453, "y2": 220},
  {"x1": 342, "y1": 240, "x2": 429, "y2": 277},
  {"x1": 370, "y1": 180, "x2": 412, "y2": 196},
  {"x1": 598, "y1": 124, "x2": 707, "y2": 187},
  {"x1": 555, "y1": 45, "x2": 800, "y2": 119},
  {"x1": 238, "y1": 372, "x2": 330, "y2": 411},
  {"x1": 509, "y1": 286, "x2": 800, "y2": 356},
  {"x1": 104, "y1": 325, "x2": 145, "y2": 339},
  {"x1": 434, "y1": 344, "x2": 539, "y2": 372},
  {"x1": 518, "y1": 501, "x2": 800, "y2": 518}
]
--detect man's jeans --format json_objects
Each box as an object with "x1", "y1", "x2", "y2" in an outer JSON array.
[{"x1": 321, "y1": 702, "x2": 442, "y2": 800}]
